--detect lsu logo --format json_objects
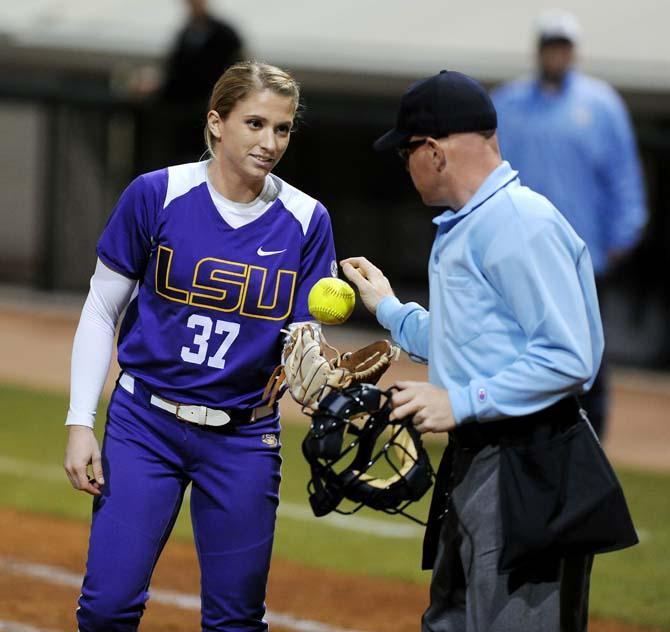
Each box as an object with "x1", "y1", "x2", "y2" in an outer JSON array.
[
  {"x1": 262, "y1": 433, "x2": 278, "y2": 447},
  {"x1": 155, "y1": 246, "x2": 296, "y2": 321}
]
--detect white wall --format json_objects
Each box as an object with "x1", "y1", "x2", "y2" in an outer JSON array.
[{"x1": 1, "y1": 0, "x2": 669, "y2": 90}]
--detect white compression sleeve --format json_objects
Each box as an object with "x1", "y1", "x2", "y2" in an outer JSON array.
[{"x1": 65, "y1": 260, "x2": 137, "y2": 428}]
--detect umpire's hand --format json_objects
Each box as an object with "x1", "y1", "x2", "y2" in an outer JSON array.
[
  {"x1": 340, "y1": 257, "x2": 395, "y2": 315},
  {"x1": 64, "y1": 426, "x2": 105, "y2": 496},
  {"x1": 390, "y1": 381, "x2": 457, "y2": 433}
]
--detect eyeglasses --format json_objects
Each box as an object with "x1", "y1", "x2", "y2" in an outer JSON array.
[{"x1": 396, "y1": 138, "x2": 428, "y2": 163}]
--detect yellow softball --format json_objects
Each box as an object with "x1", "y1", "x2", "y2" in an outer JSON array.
[{"x1": 308, "y1": 277, "x2": 356, "y2": 325}]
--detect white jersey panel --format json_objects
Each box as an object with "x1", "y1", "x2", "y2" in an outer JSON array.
[
  {"x1": 164, "y1": 162, "x2": 207, "y2": 210},
  {"x1": 272, "y1": 175, "x2": 318, "y2": 235}
]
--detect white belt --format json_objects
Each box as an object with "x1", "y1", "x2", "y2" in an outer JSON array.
[{"x1": 118, "y1": 372, "x2": 274, "y2": 427}]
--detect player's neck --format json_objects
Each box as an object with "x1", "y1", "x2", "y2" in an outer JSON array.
[{"x1": 207, "y1": 161, "x2": 264, "y2": 204}]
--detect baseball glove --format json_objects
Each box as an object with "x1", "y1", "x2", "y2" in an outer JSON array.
[{"x1": 263, "y1": 324, "x2": 400, "y2": 411}]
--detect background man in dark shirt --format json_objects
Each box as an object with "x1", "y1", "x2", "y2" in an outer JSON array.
[
  {"x1": 161, "y1": 0, "x2": 244, "y2": 104},
  {"x1": 132, "y1": 0, "x2": 245, "y2": 165}
]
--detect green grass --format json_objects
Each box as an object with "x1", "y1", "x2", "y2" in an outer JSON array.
[
  {"x1": 0, "y1": 382, "x2": 668, "y2": 628},
  {"x1": 588, "y1": 468, "x2": 670, "y2": 628}
]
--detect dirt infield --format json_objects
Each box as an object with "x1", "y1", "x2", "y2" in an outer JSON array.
[
  {"x1": 0, "y1": 508, "x2": 663, "y2": 632},
  {"x1": 0, "y1": 295, "x2": 668, "y2": 630}
]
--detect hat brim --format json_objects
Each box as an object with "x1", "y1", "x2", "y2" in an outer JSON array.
[
  {"x1": 372, "y1": 128, "x2": 411, "y2": 151},
  {"x1": 539, "y1": 34, "x2": 575, "y2": 46}
]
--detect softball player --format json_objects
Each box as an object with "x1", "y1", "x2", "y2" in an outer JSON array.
[{"x1": 63, "y1": 61, "x2": 336, "y2": 631}]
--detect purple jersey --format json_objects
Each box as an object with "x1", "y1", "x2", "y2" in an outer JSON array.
[{"x1": 97, "y1": 161, "x2": 337, "y2": 409}]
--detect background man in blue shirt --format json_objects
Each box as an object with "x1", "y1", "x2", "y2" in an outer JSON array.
[
  {"x1": 492, "y1": 10, "x2": 648, "y2": 438},
  {"x1": 342, "y1": 70, "x2": 608, "y2": 631}
]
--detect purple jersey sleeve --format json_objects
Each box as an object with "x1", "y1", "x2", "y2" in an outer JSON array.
[
  {"x1": 96, "y1": 174, "x2": 163, "y2": 279},
  {"x1": 292, "y1": 201, "x2": 337, "y2": 321}
]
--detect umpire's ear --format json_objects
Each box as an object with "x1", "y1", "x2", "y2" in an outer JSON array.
[
  {"x1": 426, "y1": 138, "x2": 447, "y2": 172},
  {"x1": 207, "y1": 111, "x2": 223, "y2": 141}
]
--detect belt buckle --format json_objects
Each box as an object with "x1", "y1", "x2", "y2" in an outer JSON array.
[{"x1": 175, "y1": 404, "x2": 208, "y2": 426}]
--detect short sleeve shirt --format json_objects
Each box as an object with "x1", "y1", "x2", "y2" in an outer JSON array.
[{"x1": 97, "y1": 162, "x2": 337, "y2": 409}]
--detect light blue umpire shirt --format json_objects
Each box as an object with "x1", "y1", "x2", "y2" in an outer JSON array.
[
  {"x1": 376, "y1": 161, "x2": 604, "y2": 425},
  {"x1": 492, "y1": 71, "x2": 647, "y2": 277}
]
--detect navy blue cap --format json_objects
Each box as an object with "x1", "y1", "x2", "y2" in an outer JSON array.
[{"x1": 373, "y1": 70, "x2": 497, "y2": 151}]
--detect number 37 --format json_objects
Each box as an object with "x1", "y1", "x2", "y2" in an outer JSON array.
[{"x1": 180, "y1": 314, "x2": 240, "y2": 369}]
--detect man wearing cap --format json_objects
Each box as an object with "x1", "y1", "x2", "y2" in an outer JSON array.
[
  {"x1": 492, "y1": 10, "x2": 648, "y2": 439},
  {"x1": 342, "y1": 70, "x2": 613, "y2": 631}
]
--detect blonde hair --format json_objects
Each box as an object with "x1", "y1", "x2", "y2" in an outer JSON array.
[{"x1": 205, "y1": 61, "x2": 301, "y2": 157}]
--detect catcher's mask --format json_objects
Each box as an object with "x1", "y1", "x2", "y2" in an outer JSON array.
[{"x1": 302, "y1": 383, "x2": 434, "y2": 524}]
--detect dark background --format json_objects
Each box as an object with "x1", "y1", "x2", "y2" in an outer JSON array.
[{"x1": 1, "y1": 67, "x2": 669, "y2": 367}]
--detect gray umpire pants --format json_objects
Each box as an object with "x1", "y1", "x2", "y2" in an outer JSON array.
[{"x1": 422, "y1": 444, "x2": 593, "y2": 632}]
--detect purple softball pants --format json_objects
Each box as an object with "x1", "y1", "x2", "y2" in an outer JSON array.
[{"x1": 76, "y1": 384, "x2": 282, "y2": 631}]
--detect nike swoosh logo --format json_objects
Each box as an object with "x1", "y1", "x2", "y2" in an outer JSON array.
[{"x1": 257, "y1": 246, "x2": 287, "y2": 256}]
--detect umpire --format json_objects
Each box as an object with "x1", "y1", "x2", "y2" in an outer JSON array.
[{"x1": 342, "y1": 70, "x2": 636, "y2": 631}]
